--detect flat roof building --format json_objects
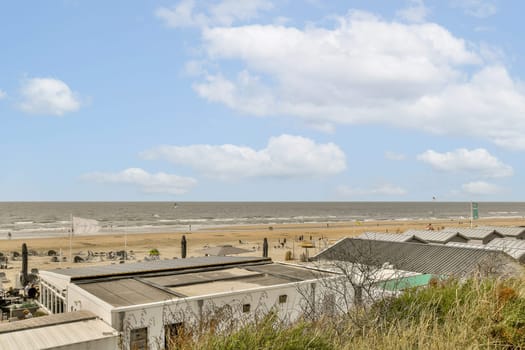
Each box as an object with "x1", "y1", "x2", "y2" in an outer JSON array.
[{"x1": 39, "y1": 256, "x2": 339, "y2": 350}]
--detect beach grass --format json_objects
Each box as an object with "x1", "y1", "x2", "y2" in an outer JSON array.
[{"x1": 167, "y1": 277, "x2": 525, "y2": 350}]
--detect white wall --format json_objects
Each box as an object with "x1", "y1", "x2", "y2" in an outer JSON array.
[
  {"x1": 67, "y1": 284, "x2": 114, "y2": 323},
  {"x1": 112, "y1": 277, "x2": 348, "y2": 350}
]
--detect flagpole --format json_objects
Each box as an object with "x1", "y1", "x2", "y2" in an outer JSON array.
[
  {"x1": 70, "y1": 214, "x2": 73, "y2": 262},
  {"x1": 124, "y1": 231, "x2": 127, "y2": 261},
  {"x1": 470, "y1": 202, "x2": 473, "y2": 229}
]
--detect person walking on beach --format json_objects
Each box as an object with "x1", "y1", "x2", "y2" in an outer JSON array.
[{"x1": 7, "y1": 232, "x2": 11, "y2": 240}]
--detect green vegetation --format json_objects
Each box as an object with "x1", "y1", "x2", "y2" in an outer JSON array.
[
  {"x1": 168, "y1": 277, "x2": 525, "y2": 349},
  {"x1": 149, "y1": 248, "x2": 160, "y2": 256}
]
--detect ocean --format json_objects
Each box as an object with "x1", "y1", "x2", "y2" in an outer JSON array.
[{"x1": 0, "y1": 202, "x2": 524, "y2": 238}]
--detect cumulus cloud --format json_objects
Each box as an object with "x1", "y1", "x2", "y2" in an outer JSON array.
[
  {"x1": 19, "y1": 78, "x2": 82, "y2": 116},
  {"x1": 155, "y1": 0, "x2": 273, "y2": 28},
  {"x1": 385, "y1": 151, "x2": 406, "y2": 161},
  {"x1": 337, "y1": 184, "x2": 407, "y2": 197},
  {"x1": 0, "y1": 89, "x2": 6, "y2": 99},
  {"x1": 417, "y1": 148, "x2": 513, "y2": 178},
  {"x1": 397, "y1": 0, "x2": 429, "y2": 23},
  {"x1": 451, "y1": 0, "x2": 497, "y2": 18},
  {"x1": 141, "y1": 134, "x2": 346, "y2": 179},
  {"x1": 188, "y1": 11, "x2": 525, "y2": 149},
  {"x1": 83, "y1": 168, "x2": 197, "y2": 195},
  {"x1": 462, "y1": 180, "x2": 501, "y2": 195}
]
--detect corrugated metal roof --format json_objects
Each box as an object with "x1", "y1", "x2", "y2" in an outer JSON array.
[
  {"x1": 487, "y1": 238, "x2": 525, "y2": 261},
  {"x1": 444, "y1": 228, "x2": 502, "y2": 240},
  {"x1": 403, "y1": 229, "x2": 465, "y2": 243},
  {"x1": 445, "y1": 242, "x2": 499, "y2": 251},
  {"x1": 48, "y1": 256, "x2": 270, "y2": 280},
  {"x1": 0, "y1": 312, "x2": 117, "y2": 350},
  {"x1": 358, "y1": 232, "x2": 425, "y2": 243},
  {"x1": 313, "y1": 238, "x2": 519, "y2": 277},
  {"x1": 481, "y1": 226, "x2": 525, "y2": 237}
]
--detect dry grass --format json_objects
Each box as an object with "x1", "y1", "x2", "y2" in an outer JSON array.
[{"x1": 168, "y1": 277, "x2": 525, "y2": 350}]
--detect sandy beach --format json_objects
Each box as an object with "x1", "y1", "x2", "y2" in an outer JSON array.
[{"x1": 1, "y1": 217, "x2": 524, "y2": 289}]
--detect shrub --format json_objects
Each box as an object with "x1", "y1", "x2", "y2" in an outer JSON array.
[{"x1": 149, "y1": 248, "x2": 160, "y2": 256}]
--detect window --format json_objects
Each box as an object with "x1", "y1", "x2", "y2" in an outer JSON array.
[
  {"x1": 130, "y1": 327, "x2": 148, "y2": 350},
  {"x1": 242, "y1": 303, "x2": 251, "y2": 313},
  {"x1": 279, "y1": 294, "x2": 287, "y2": 304}
]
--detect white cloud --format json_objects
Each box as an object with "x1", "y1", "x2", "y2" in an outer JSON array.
[
  {"x1": 155, "y1": 0, "x2": 272, "y2": 28},
  {"x1": 0, "y1": 89, "x2": 6, "y2": 99},
  {"x1": 338, "y1": 184, "x2": 407, "y2": 197},
  {"x1": 385, "y1": 151, "x2": 406, "y2": 161},
  {"x1": 19, "y1": 78, "x2": 81, "y2": 116},
  {"x1": 451, "y1": 0, "x2": 497, "y2": 18},
  {"x1": 83, "y1": 168, "x2": 197, "y2": 195},
  {"x1": 462, "y1": 181, "x2": 501, "y2": 195},
  {"x1": 417, "y1": 148, "x2": 513, "y2": 178},
  {"x1": 141, "y1": 134, "x2": 346, "y2": 179},
  {"x1": 397, "y1": 0, "x2": 429, "y2": 23},
  {"x1": 191, "y1": 12, "x2": 525, "y2": 150}
]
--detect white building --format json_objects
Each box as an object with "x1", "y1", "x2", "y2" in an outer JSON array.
[{"x1": 39, "y1": 256, "x2": 343, "y2": 350}]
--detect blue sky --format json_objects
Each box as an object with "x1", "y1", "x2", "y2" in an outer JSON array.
[{"x1": 1, "y1": 0, "x2": 524, "y2": 201}]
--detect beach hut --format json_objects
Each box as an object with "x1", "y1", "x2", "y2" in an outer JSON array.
[
  {"x1": 481, "y1": 226, "x2": 525, "y2": 240},
  {"x1": 358, "y1": 232, "x2": 427, "y2": 244},
  {"x1": 403, "y1": 229, "x2": 468, "y2": 244},
  {"x1": 444, "y1": 228, "x2": 504, "y2": 245}
]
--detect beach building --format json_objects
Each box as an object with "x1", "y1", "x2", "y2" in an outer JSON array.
[
  {"x1": 486, "y1": 238, "x2": 525, "y2": 262},
  {"x1": 0, "y1": 310, "x2": 118, "y2": 350},
  {"x1": 313, "y1": 238, "x2": 522, "y2": 278},
  {"x1": 402, "y1": 229, "x2": 469, "y2": 244},
  {"x1": 480, "y1": 226, "x2": 525, "y2": 240},
  {"x1": 443, "y1": 228, "x2": 504, "y2": 244},
  {"x1": 38, "y1": 256, "x2": 344, "y2": 350},
  {"x1": 446, "y1": 239, "x2": 525, "y2": 263},
  {"x1": 357, "y1": 232, "x2": 427, "y2": 244}
]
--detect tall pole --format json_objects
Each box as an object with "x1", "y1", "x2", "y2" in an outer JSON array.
[
  {"x1": 21, "y1": 243, "x2": 28, "y2": 287},
  {"x1": 124, "y1": 231, "x2": 128, "y2": 260},
  {"x1": 70, "y1": 214, "x2": 73, "y2": 263},
  {"x1": 181, "y1": 235, "x2": 187, "y2": 259}
]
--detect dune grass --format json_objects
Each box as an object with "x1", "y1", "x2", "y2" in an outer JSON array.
[{"x1": 168, "y1": 277, "x2": 525, "y2": 349}]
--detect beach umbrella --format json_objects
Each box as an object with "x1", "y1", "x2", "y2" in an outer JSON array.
[{"x1": 200, "y1": 245, "x2": 252, "y2": 256}]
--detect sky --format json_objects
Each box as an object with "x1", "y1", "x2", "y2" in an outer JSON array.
[{"x1": 1, "y1": 0, "x2": 525, "y2": 201}]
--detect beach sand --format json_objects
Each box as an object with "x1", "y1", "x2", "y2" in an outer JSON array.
[{"x1": 1, "y1": 217, "x2": 524, "y2": 289}]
